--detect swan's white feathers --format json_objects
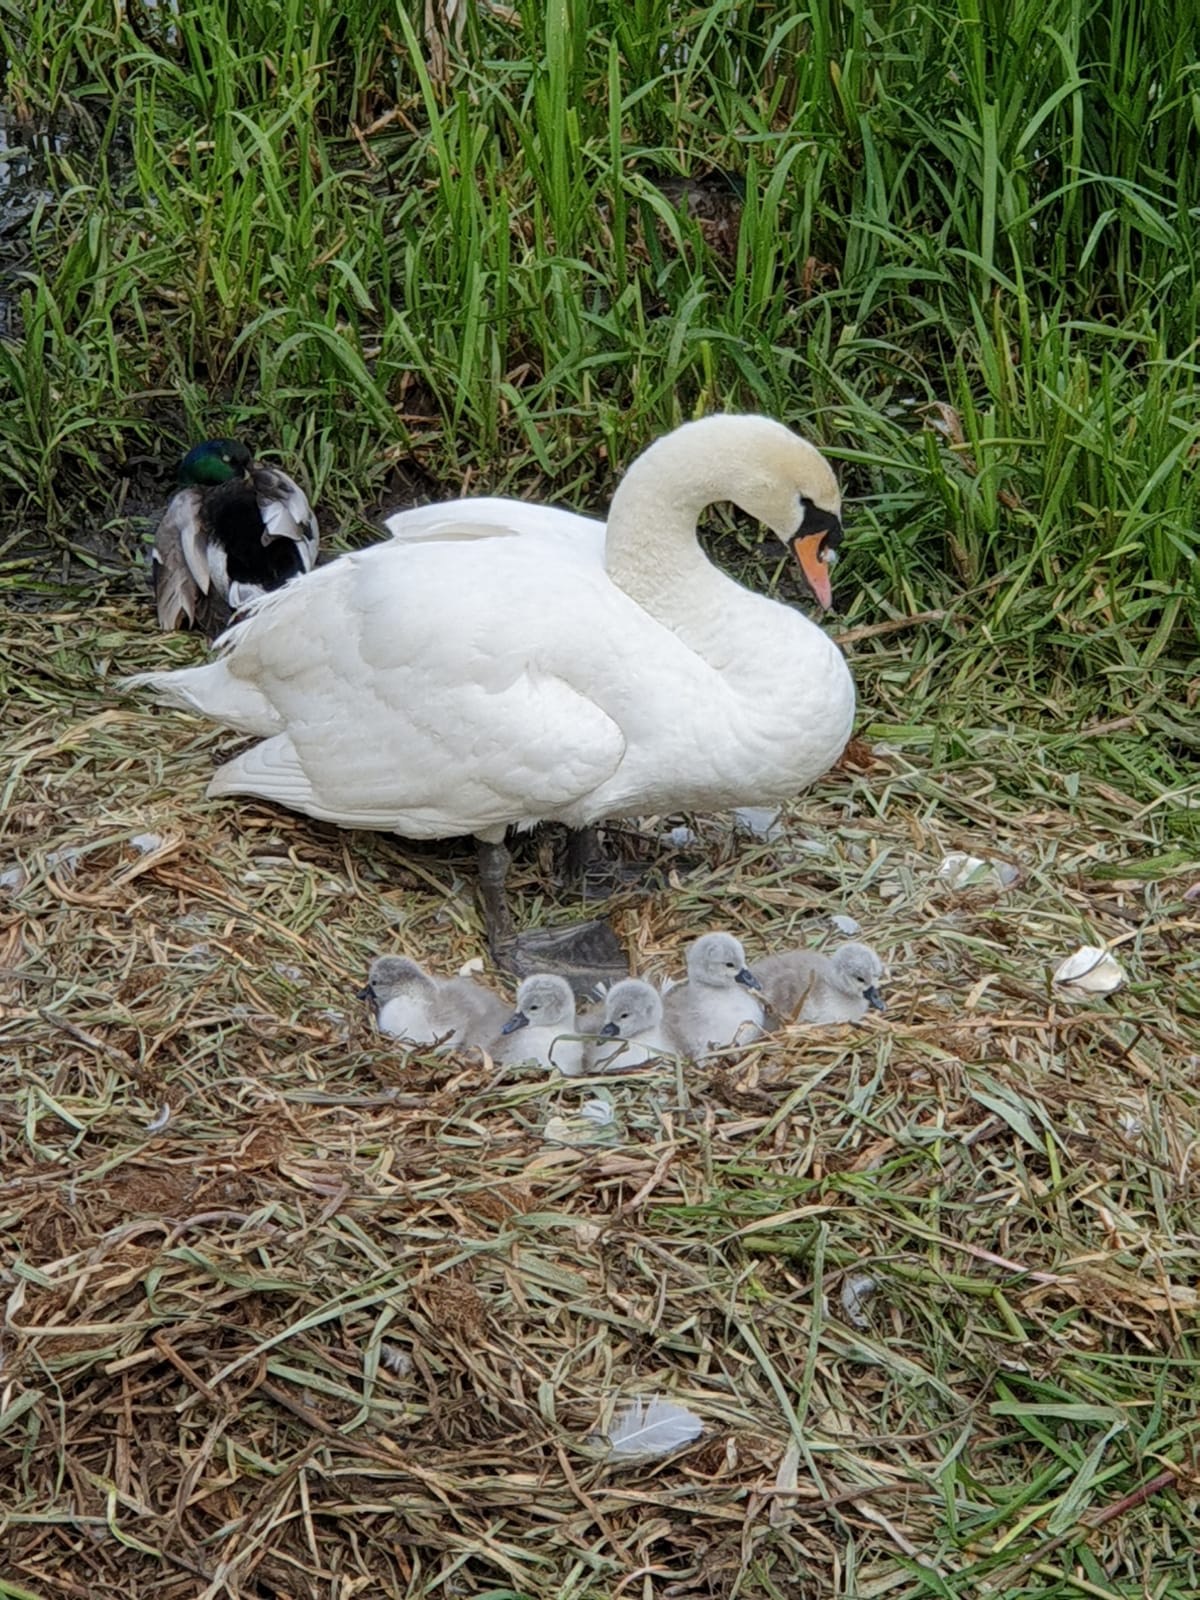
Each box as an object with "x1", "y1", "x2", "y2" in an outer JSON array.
[
  {"x1": 384, "y1": 496, "x2": 602, "y2": 552},
  {"x1": 207, "y1": 735, "x2": 317, "y2": 811},
  {"x1": 179, "y1": 537, "x2": 707, "y2": 835},
  {"x1": 123, "y1": 657, "x2": 283, "y2": 737}
]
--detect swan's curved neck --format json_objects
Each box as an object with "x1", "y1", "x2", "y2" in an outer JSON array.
[{"x1": 604, "y1": 432, "x2": 738, "y2": 618}]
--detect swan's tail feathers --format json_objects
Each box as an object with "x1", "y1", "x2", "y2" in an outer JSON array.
[
  {"x1": 121, "y1": 664, "x2": 282, "y2": 737},
  {"x1": 208, "y1": 735, "x2": 316, "y2": 812}
]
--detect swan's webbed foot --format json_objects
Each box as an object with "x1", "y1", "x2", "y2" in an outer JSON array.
[
  {"x1": 477, "y1": 834, "x2": 629, "y2": 999},
  {"x1": 564, "y1": 825, "x2": 666, "y2": 901},
  {"x1": 493, "y1": 918, "x2": 629, "y2": 1000}
]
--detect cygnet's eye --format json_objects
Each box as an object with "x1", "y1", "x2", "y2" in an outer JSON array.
[{"x1": 726, "y1": 960, "x2": 737, "y2": 969}]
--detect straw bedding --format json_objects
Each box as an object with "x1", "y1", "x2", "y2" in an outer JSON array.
[{"x1": 2, "y1": 588, "x2": 1198, "y2": 1598}]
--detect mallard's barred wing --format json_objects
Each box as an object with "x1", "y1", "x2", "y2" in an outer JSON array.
[
  {"x1": 254, "y1": 467, "x2": 319, "y2": 570},
  {"x1": 152, "y1": 487, "x2": 211, "y2": 630}
]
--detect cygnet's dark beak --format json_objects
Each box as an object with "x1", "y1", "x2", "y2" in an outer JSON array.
[
  {"x1": 599, "y1": 1021, "x2": 620, "y2": 1038},
  {"x1": 864, "y1": 986, "x2": 886, "y2": 1012},
  {"x1": 736, "y1": 967, "x2": 762, "y2": 991},
  {"x1": 501, "y1": 1010, "x2": 529, "y2": 1035},
  {"x1": 356, "y1": 982, "x2": 375, "y2": 1003}
]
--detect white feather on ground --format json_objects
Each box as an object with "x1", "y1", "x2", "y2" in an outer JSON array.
[{"x1": 602, "y1": 1396, "x2": 703, "y2": 1460}]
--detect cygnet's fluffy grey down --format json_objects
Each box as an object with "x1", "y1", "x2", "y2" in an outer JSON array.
[
  {"x1": 753, "y1": 940, "x2": 887, "y2": 1025},
  {"x1": 661, "y1": 932, "x2": 764, "y2": 1058},
  {"x1": 359, "y1": 955, "x2": 508, "y2": 1049},
  {"x1": 492, "y1": 974, "x2": 584, "y2": 1076},
  {"x1": 590, "y1": 978, "x2": 677, "y2": 1069}
]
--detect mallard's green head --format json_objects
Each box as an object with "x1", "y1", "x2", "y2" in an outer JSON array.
[{"x1": 179, "y1": 438, "x2": 253, "y2": 486}]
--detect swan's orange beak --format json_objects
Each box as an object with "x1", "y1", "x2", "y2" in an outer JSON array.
[{"x1": 791, "y1": 530, "x2": 834, "y2": 610}]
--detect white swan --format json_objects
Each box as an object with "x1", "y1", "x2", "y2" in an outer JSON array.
[{"x1": 127, "y1": 414, "x2": 855, "y2": 968}]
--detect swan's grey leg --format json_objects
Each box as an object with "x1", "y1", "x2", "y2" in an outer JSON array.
[
  {"x1": 478, "y1": 833, "x2": 628, "y2": 999},
  {"x1": 565, "y1": 825, "x2": 599, "y2": 883},
  {"x1": 563, "y1": 824, "x2": 662, "y2": 900},
  {"x1": 476, "y1": 836, "x2": 517, "y2": 954}
]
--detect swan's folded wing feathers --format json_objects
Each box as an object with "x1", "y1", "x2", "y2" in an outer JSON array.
[
  {"x1": 241, "y1": 548, "x2": 631, "y2": 826},
  {"x1": 154, "y1": 528, "x2": 687, "y2": 833},
  {"x1": 383, "y1": 496, "x2": 603, "y2": 556},
  {"x1": 202, "y1": 572, "x2": 627, "y2": 830},
  {"x1": 263, "y1": 672, "x2": 625, "y2": 832},
  {"x1": 208, "y1": 735, "x2": 317, "y2": 811}
]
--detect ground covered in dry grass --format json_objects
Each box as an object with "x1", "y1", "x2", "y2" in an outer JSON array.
[{"x1": 2, "y1": 573, "x2": 1199, "y2": 1600}]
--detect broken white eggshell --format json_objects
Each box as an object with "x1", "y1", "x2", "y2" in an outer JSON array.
[
  {"x1": 840, "y1": 1273, "x2": 878, "y2": 1329},
  {"x1": 733, "y1": 805, "x2": 784, "y2": 840},
  {"x1": 938, "y1": 852, "x2": 1019, "y2": 891},
  {"x1": 1053, "y1": 945, "x2": 1125, "y2": 996},
  {"x1": 0, "y1": 862, "x2": 28, "y2": 893},
  {"x1": 663, "y1": 824, "x2": 699, "y2": 849}
]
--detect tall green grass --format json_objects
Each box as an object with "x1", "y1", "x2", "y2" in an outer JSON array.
[{"x1": 1, "y1": 0, "x2": 1197, "y2": 640}]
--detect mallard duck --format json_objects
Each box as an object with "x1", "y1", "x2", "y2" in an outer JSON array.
[
  {"x1": 151, "y1": 438, "x2": 318, "y2": 633},
  {"x1": 661, "y1": 932, "x2": 765, "y2": 1058},
  {"x1": 493, "y1": 974, "x2": 584, "y2": 1075},
  {"x1": 754, "y1": 941, "x2": 887, "y2": 1024},
  {"x1": 358, "y1": 954, "x2": 508, "y2": 1049},
  {"x1": 127, "y1": 414, "x2": 854, "y2": 980},
  {"x1": 590, "y1": 978, "x2": 676, "y2": 1068}
]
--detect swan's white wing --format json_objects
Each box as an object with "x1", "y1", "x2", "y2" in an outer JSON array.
[
  {"x1": 204, "y1": 539, "x2": 630, "y2": 834},
  {"x1": 383, "y1": 496, "x2": 604, "y2": 557},
  {"x1": 207, "y1": 674, "x2": 626, "y2": 834}
]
